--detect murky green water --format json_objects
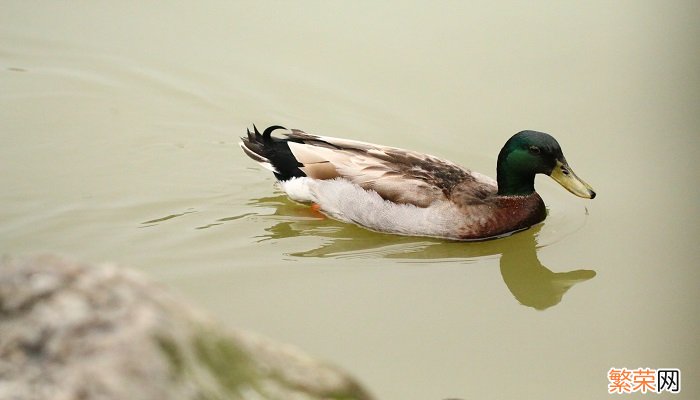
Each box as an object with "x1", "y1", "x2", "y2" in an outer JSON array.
[{"x1": 2, "y1": 2, "x2": 698, "y2": 399}]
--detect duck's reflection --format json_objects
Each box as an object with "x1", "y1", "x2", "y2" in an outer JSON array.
[
  {"x1": 497, "y1": 226, "x2": 596, "y2": 310},
  {"x1": 248, "y1": 195, "x2": 595, "y2": 310}
]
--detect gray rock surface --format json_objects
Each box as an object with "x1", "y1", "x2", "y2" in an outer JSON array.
[{"x1": 0, "y1": 256, "x2": 373, "y2": 400}]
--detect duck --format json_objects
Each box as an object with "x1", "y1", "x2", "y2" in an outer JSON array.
[{"x1": 240, "y1": 125, "x2": 595, "y2": 240}]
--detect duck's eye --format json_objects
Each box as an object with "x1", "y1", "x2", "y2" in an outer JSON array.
[{"x1": 528, "y1": 146, "x2": 541, "y2": 155}]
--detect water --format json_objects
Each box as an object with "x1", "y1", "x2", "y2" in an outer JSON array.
[{"x1": 2, "y1": 2, "x2": 699, "y2": 399}]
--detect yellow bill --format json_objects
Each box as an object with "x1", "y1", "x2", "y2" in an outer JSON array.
[{"x1": 549, "y1": 160, "x2": 596, "y2": 199}]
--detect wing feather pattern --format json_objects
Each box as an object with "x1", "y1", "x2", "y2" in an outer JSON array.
[{"x1": 283, "y1": 130, "x2": 497, "y2": 208}]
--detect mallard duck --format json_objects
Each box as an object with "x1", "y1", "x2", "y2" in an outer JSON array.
[{"x1": 240, "y1": 125, "x2": 595, "y2": 240}]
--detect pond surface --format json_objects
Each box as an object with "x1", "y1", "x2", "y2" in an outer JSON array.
[{"x1": 1, "y1": 2, "x2": 698, "y2": 399}]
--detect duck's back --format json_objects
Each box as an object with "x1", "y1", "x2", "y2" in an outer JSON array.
[{"x1": 240, "y1": 127, "x2": 498, "y2": 208}]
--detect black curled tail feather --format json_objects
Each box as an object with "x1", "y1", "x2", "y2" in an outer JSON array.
[
  {"x1": 263, "y1": 125, "x2": 286, "y2": 140},
  {"x1": 240, "y1": 124, "x2": 307, "y2": 181}
]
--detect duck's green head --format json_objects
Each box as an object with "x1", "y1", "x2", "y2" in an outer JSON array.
[{"x1": 496, "y1": 130, "x2": 596, "y2": 199}]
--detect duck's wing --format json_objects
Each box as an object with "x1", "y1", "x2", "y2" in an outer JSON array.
[{"x1": 281, "y1": 129, "x2": 497, "y2": 208}]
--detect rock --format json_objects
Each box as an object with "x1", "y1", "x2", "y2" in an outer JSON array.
[{"x1": 0, "y1": 255, "x2": 373, "y2": 400}]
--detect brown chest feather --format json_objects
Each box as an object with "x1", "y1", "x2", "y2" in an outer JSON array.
[{"x1": 457, "y1": 193, "x2": 546, "y2": 240}]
